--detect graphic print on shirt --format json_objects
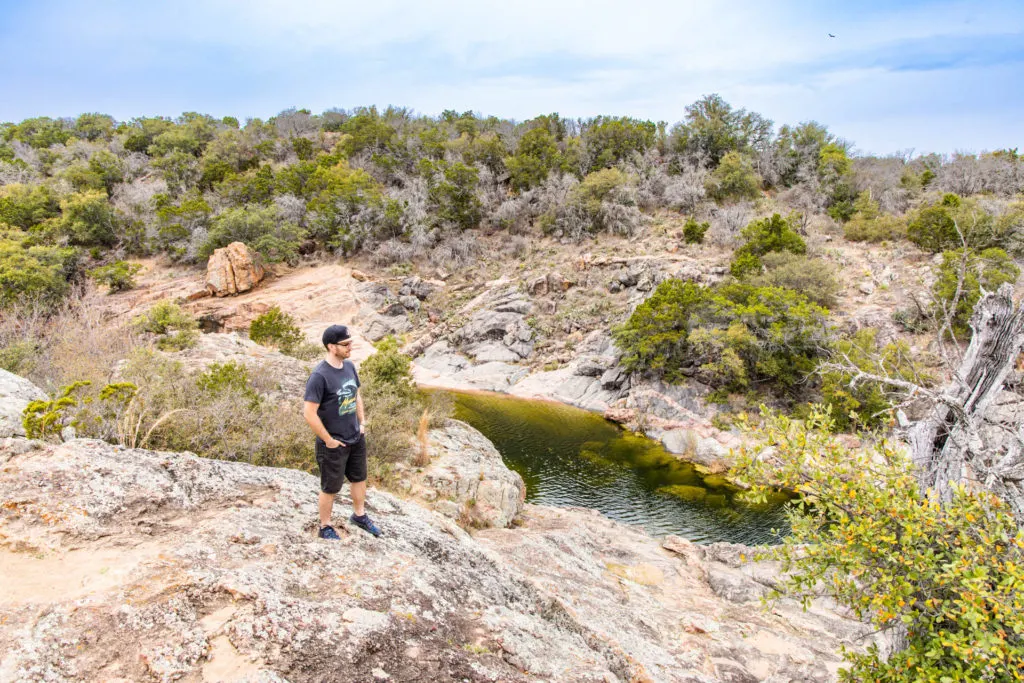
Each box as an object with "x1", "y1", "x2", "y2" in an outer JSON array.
[{"x1": 337, "y1": 379, "x2": 359, "y2": 417}]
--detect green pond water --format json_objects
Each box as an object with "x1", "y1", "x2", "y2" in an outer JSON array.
[{"x1": 450, "y1": 391, "x2": 791, "y2": 545}]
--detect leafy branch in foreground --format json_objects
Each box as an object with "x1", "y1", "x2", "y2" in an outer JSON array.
[{"x1": 731, "y1": 408, "x2": 1024, "y2": 682}]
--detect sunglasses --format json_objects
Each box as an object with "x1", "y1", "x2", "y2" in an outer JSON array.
[{"x1": 333, "y1": 340, "x2": 352, "y2": 347}]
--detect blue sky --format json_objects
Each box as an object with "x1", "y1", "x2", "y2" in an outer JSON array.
[{"x1": 1, "y1": 0, "x2": 1021, "y2": 155}]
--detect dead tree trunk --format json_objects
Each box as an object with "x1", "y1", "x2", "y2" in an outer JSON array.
[{"x1": 908, "y1": 283, "x2": 1024, "y2": 520}]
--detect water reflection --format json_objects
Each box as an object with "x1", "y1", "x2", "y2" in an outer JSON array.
[{"x1": 450, "y1": 390, "x2": 790, "y2": 545}]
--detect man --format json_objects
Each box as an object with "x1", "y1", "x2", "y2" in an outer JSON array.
[{"x1": 303, "y1": 324, "x2": 382, "y2": 539}]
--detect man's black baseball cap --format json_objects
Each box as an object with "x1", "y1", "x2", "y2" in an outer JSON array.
[{"x1": 322, "y1": 324, "x2": 351, "y2": 347}]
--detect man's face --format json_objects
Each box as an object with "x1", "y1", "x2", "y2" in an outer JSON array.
[{"x1": 329, "y1": 340, "x2": 353, "y2": 360}]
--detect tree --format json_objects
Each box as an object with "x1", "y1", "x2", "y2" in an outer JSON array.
[
  {"x1": 74, "y1": 113, "x2": 116, "y2": 142},
  {"x1": 580, "y1": 116, "x2": 658, "y2": 171},
  {"x1": 613, "y1": 278, "x2": 831, "y2": 393},
  {"x1": 820, "y1": 328, "x2": 931, "y2": 431},
  {"x1": 200, "y1": 206, "x2": 303, "y2": 264},
  {"x1": 424, "y1": 161, "x2": 482, "y2": 231},
  {"x1": 59, "y1": 191, "x2": 118, "y2": 246},
  {"x1": 0, "y1": 183, "x2": 60, "y2": 230},
  {"x1": 907, "y1": 194, "x2": 1003, "y2": 253},
  {"x1": 121, "y1": 116, "x2": 174, "y2": 154},
  {"x1": 506, "y1": 127, "x2": 565, "y2": 192},
  {"x1": 0, "y1": 229, "x2": 79, "y2": 308},
  {"x1": 705, "y1": 151, "x2": 762, "y2": 202},
  {"x1": 6, "y1": 117, "x2": 72, "y2": 148},
  {"x1": 153, "y1": 191, "x2": 213, "y2": 259},
  {"x1": 671, "y1": 94, "x2": 773, "y2": 166}
]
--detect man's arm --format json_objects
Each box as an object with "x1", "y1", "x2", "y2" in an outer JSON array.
[
  {"x1": 356, "y1": 389, "x2": 366, "y2": 434},
  {"x1": 303, "y1": 401, "x2": 343, "y2": 447}
]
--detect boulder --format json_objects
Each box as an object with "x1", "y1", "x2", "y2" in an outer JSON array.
[
  {"x1": 467, "y1": 342, "x2": 522, "y2": 363},
  {"x1": 398, "y1": 276, "x2": 436, "y2": 301},
  {"x1": 356, "y1": 281, "x2": 393, "y2": 309},
  {"x1": 0, "y1": 370, "x2": 46, "y2": 438},
  {"x1": 398, "y1": 295, "x2": 421, "y2": 312},
  {"x1": 457, "y1": 310, "x2": 534, "y2": 360},
  {"x1": 362, "y1": 311, "x2": 412, "y2": 342},
  {"x1": 205, "y1": 241, "x2": 265, "y2": 296},
  {"x1": 527, "y1": 276, "x2": 548, "y2": 296},
  {"x1": 573, "y1": 357, "x2": 608, "y2": 378},
  {"x1": 600, "y1": 366, "x2": 628, "y2": 390},
  {"x1": 419, "y1": 420, "x2": 525, "y2": 528}
]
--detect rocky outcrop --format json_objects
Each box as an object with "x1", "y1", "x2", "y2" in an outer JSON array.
[
  {"x1": 205, "y1": 242, "x2": 265, "y2": 297},
  {"x1": 0, "y1": 431, "x2": 873, "y2": 682},
  {"x1": 413, "y1": 420, "x2": 526, "y2": 528},
  {"x1": 479, "y1": 506, "x2": 877, "y2": 682},
  {"x1": 455, "y1": 290, "x2": 535, "y2": 362},
  {"x1": 0, "y1": 371, "x2": 876, "y2": 682},
  {"x1": 353, "y1": 281, "x2": 414, "y2": 342},
  {"x1": 0, "y1": 369, "x2": 46, "y2": 438},
  {"x1": 414, "y1": 340, "x2": 530, "y2": 392},
  {"x1": 399, "y1": 275, "x2": 439, "y2": 301}
]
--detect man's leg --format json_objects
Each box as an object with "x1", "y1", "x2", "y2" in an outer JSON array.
[
  {"x1": 350, "y1": 480, "x2": 366, "y2": 517},
  {"x1": 319, "y1": 491, "x2": 335, "y2": 527}
]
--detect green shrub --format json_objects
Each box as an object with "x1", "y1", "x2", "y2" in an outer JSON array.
[
  {"x1": 248, "y1": 306, "x2": 318, "y2": 358},
  {"x1": 682, "y1": 217, "x2": 710, "y2": 244},
  {"x1": 0, "y1": 230, "x2": 80, "y2": 308},
  {"x1": 613, "y1": 279, "x2": 831, "y2": 394},
  {"x1": 200, "y1": 206, "x2": 303, "y2": 264},
  {"x1": 88, "y1": 261, "x2": 143, "y2": 292},
  {"x1": 843, "y1": 213, "x2": 906, "y2": 242},
  {"x1": 359, "y1": 336, "x2": 453, "y2": 475},
  {"x1": 133, "y1": 299, "x2": 199, "y2": 351},
  {"x1": 580, "y1": 116, "x2": 657, "y2": 171},
  {"x1": 906, "y1": 195, "x2": 1004, "y2": 253},
  {"x1": 506, "y1": 127, "x2": 565, "y2": 192},
  {"x1": 819, "y1": 328, "x2": 931, "y2": 431},
  {"x1": 731, "y1": 409, "x2": 1024, "y2": 682},
  {"x1": 153, "y1": 192, "x2": 213, "y2": 260},
  {"x1": 197, "y1": 361, "x2": 260, "y2": 409},
  {"x1": 22, "y1": 380, "x2": 91, "y2": 440},
  {"x1": 705, "y1": 151, "x2": 761, "y2": 203},
  {"x1": 728, "y1": 251, "x2": 762, "y2": 278},
  {"x1": 745, "y1": 252, "x2": 840, "y2": 309},
  {"x1": 0, "y1": 184, "x2": 61, "y2": 229},
  {"x1": 424, "y1": 161, "x2": 482, "y2": 231},
  {"x1": 99, "y1": 349, "x2": 313, "y2": 468},
  {"x1": 360, "y1": 336, "x2": 416, "y2": 401},
  {"x1": 58, "y1": 191, "x2": 118, "y2": 247},
  {"x1": 995, "y1": 201, "x2": 1024, "y2": 257},
  {"x1": 575, "y1": 168, "x2": 630, "y2": 204},
  {"x1": 729, "y1": 213, "x2": 806, "y2": 276},
  {"x1": 932, "y1": 248, "x2": 1020, "y2": 338},
  {"x1": 0, "y1": 339, "x2": 38, "y2": 374}
]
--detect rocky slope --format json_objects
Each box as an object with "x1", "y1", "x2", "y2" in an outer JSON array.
[{"x1": 0, "y1": 374, "x2": 876, "y2": 682}]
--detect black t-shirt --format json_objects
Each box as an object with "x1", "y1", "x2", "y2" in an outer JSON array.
[{"x1": 304, "y1": 360, "x2": 362, "y2": 443}]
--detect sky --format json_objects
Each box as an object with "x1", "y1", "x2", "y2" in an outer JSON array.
[{"x1": 0, "y1": 0, "x2": 1021, "y2": 156}]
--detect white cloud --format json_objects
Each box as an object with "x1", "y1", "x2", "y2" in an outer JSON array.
[{"x1": 4, "y1": 0, "x2": 1022, "y2": 152}]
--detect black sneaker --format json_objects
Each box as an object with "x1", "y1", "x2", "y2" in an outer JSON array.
[
  {"x1": 350, "y1": 514, "x2": 382, "y2": 538},
  {"x1": 318, "y1": 525, "x2": 341, "y2": 540}
]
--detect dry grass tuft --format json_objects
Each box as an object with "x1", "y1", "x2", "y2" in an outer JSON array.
[{"x1": 414, "y1": 408, "x2": 431, "y2": 467}]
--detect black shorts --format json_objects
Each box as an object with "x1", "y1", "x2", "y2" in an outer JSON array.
[{"x1": 315, "y1": 435, "x2": 367, "y2": 493}]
